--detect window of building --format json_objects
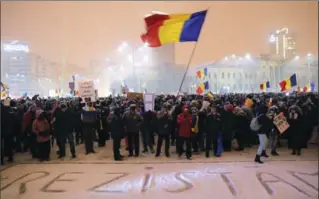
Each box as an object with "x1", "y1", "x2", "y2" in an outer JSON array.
[
  {"x1": 233, "y1": 84, "x2": 236, "y2": 90},
  {"x1": 239, "y1": 73, "x2": 242, "y2": 79},
  {"x1": 228, "y1": 73, "x2": 230, "y2": 79},
  {"x1": 208, "y1": 73, "x2": 211, "y2": 78},
  {"x1": 222, "y1": 72, "x2": 224, "y2": 79},
  {"x1": 239, "y1": 84, "x2": 242, "y2": 91},
  {"x1": 233, "y1": 73, "x2": 236, "y2": 78},
  {"x1": 245, "y1": 73, "x2": 248, "y2": 79},
  {"x1": 214, "y1": 73, "x2": 217, "y2": 78},
  {"x1": 245, "y1": 84, "x2": 248, "y2": 89}
]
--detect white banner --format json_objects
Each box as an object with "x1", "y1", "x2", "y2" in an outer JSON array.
[{"x1": 78, "y1": 80, "x2": 95, "y2": 101}]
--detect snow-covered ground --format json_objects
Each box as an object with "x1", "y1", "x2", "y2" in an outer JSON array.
[{"x1": 1, "y1": 141, "x2": 318, "y2": 199}]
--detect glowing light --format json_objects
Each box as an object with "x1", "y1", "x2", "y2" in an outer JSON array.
[
  {"x1": 245, "y1": 53, "x2": 251, "y2": 60},
  {"x1": 3, "y1": 43, "x2": 30, "y2": 53},
  {"x1": 231, "y1": 54, "x2": 236, "y2": 58},
  {"x1": 307, "y1": 53, "x2": 312, "y2": 57},
  {"x1": 224, "y1": 56, "x2": 228, "y2": 60},
  {"x1": 269, "y1": 34, "x2": 276, "y2": 43},
  {"x1": 294, "y1": 56, "x2": 300, "y2": 60}
]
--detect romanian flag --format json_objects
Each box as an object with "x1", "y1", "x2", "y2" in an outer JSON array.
[
  {"x1": 279, "y1": 74, "x2": 297, "y2": 92},
  {"x1": 303, "y1": 83, "x2": 315, "y2": 92},
  {"x1": 141, "y1": 10, "x2": 207, "y2": 47},
  {"x1": 196, "y1": 68, "x2": 208, "y2": 79},
  {"x1": 204, "y1": 81, "x2": 209, "y2": 90},
  {"x1": 196, "y1": 82, "x2": 205, "y2": 95},
  {"x1": 259, "y1": 81, "x2": 270, "y2": 91},
  {"x1": 207, "y1": 91, "x2": 214, "y2": 100},
  {"x1": 311, "y1": 83, "x2": 315, "y2": 92}
]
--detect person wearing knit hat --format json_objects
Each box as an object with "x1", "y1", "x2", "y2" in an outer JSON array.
[{"x1": 32, "y1": 109, "x2": 51, "y2": 161}]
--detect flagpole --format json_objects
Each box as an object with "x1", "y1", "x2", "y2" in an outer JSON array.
[{"x1": 177, "y1": 8, "x2": 211, "y2": 96}]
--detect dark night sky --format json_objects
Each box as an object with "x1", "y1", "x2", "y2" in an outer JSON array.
[{"x1": 1, "y1": 1, "x2": 318, "y2": 67}]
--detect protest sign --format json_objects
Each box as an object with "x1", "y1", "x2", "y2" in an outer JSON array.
[
  {"x1": 144, "y1": 93, "x2": 155, "y2": 111},
  {"x1": 273, "y1": 113, "x2": 290, "y2": 134},
  {"x1": 78, "y1": 80, "x2": 95, "y2": 102}
]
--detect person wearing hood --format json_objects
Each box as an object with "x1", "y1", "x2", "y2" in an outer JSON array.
[
  {"x1": 233, "y1": 107, "x2": 249, "y2": 151},
  {"x1": 108, "y1": 106, "x2": 125, "y2": 161},
  {"x1": 221, "y1": 103, "x2": 234, "y2": 151},
  {"x1": 176, "y1": 105, "x2": 193, "y2": 160},
  {"x1": 32, "y1": 110, "x2": 51, "y2": 161},
  {"x1": 22, "y1": 104, "x2": 38, "y2": 158},
  {"x1": 288, "y1": 105, "x2": 303, "y2": 155},
  {"x1": 122, "y1": 104, "x2": 143, "y2": 157}
]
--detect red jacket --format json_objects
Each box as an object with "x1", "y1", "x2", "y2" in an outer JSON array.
[{"x1": 177, "y1": 113, "x2": 193, "y2": 138}]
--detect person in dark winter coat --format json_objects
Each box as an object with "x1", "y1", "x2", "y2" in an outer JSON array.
[
  {"x1": 288, "y1": 105, "x2": 303, "y2": 155},
  {"x1": 233, "y1": 107, "x2": 249, "y2": 151},
  {"x1": 155, "y1": 107, "x2": 171, "y2": 157},
  {"x1": 254, "y1": 105, "x2": 273, "y2": 164},
  {"x1": 108, "y1": 107, "x2": 125, "y2": 161},
  {"x1": 122, "y1": 104, "x2": 143, "y2": 157},
  {"x1": 54, "y1": 104, "x2": 76, "y2": 158},
  {"x1": 205, "y1": 104, "x2": 222, "y2": 157},
  {"x1": 141, "y1": 110, "x2": 155, "y2": 153},
  {"x1": 1, "y1": 103, "x2": 15, "y2": 164},
  {"x1": 221, "y1": 104, "x2": 234, "y2": 151},
  {"x1": 177, "y1": 105, "x2": 193, "y2": 160}
]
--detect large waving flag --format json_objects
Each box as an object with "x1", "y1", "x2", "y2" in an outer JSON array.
[
  {"x1": 141, "y1": 10, "x2": 207, "y2": 47},
  {"x1": 196, "y1": 68, "x2": 208, "y2": 79},
  {"x1": 260, "y1": 81, "x2": 270, "y2": 91},
  {"x1": 279, "y1": 74, "x2": 297, "y2": 91}
]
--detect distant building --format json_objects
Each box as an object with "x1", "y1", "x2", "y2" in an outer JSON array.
[
  {"x1": 268, "y1": 28, "x2": 296, "y2": 60},
  {"x1": 1, "y1": 41, "x2": 38, "y2": 97}
]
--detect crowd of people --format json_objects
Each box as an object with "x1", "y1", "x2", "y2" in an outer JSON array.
[{"x1": 1, "y1": 92, "x2": 318, "y2": 164}]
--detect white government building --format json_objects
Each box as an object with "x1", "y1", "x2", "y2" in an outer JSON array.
[{"x1": 184, "y1": 53, "x2": 318, "y2": 94}]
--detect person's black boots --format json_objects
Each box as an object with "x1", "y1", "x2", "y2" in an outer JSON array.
[
  {"x1": 261, "y1": 150, "x2": 269, "y2": 157},
  {"x1": 271, "y1": 150, "x2": 279, "y2": 156},
  {"x1": 254, "y1": 155, "x2": 264, "y2": 164},
  {"x1": 292, "y1": 149, "x2": 296, "y2": 155}
]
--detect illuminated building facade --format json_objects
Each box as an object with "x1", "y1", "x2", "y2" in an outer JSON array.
[
  {"x1": 268, "y1": 28, "x2": 296, "y2": 60},
  {"x1": 1, "y1": 41, "x2": 38, "y2": 97}
]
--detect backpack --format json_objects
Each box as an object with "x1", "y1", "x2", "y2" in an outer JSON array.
[{"x1": 250, "y1": 116, "x2": 261, "y2": 132}]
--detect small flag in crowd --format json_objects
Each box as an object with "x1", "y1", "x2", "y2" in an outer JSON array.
[
  {"x1": 196, "y1": 68, "x2": 208, "y2": 79},
  {"x1": 141, "y1": 10, "x2": 207, "y2": 47},
  {"x1": 207, "y1": 91, "x2": 214, "y2": 100},
  {"x1": 303, "y1": 83, "x2": 315, "y2": 92},
  {"x1": 279, "y1": 74, "x2": 297, "y2": 92},
  {"x1": 259, "y1": 81, "x2": 270, "y2": 91},
  {"x1": 196, "y1": 83, "x2": 205, "y2": 95}
]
